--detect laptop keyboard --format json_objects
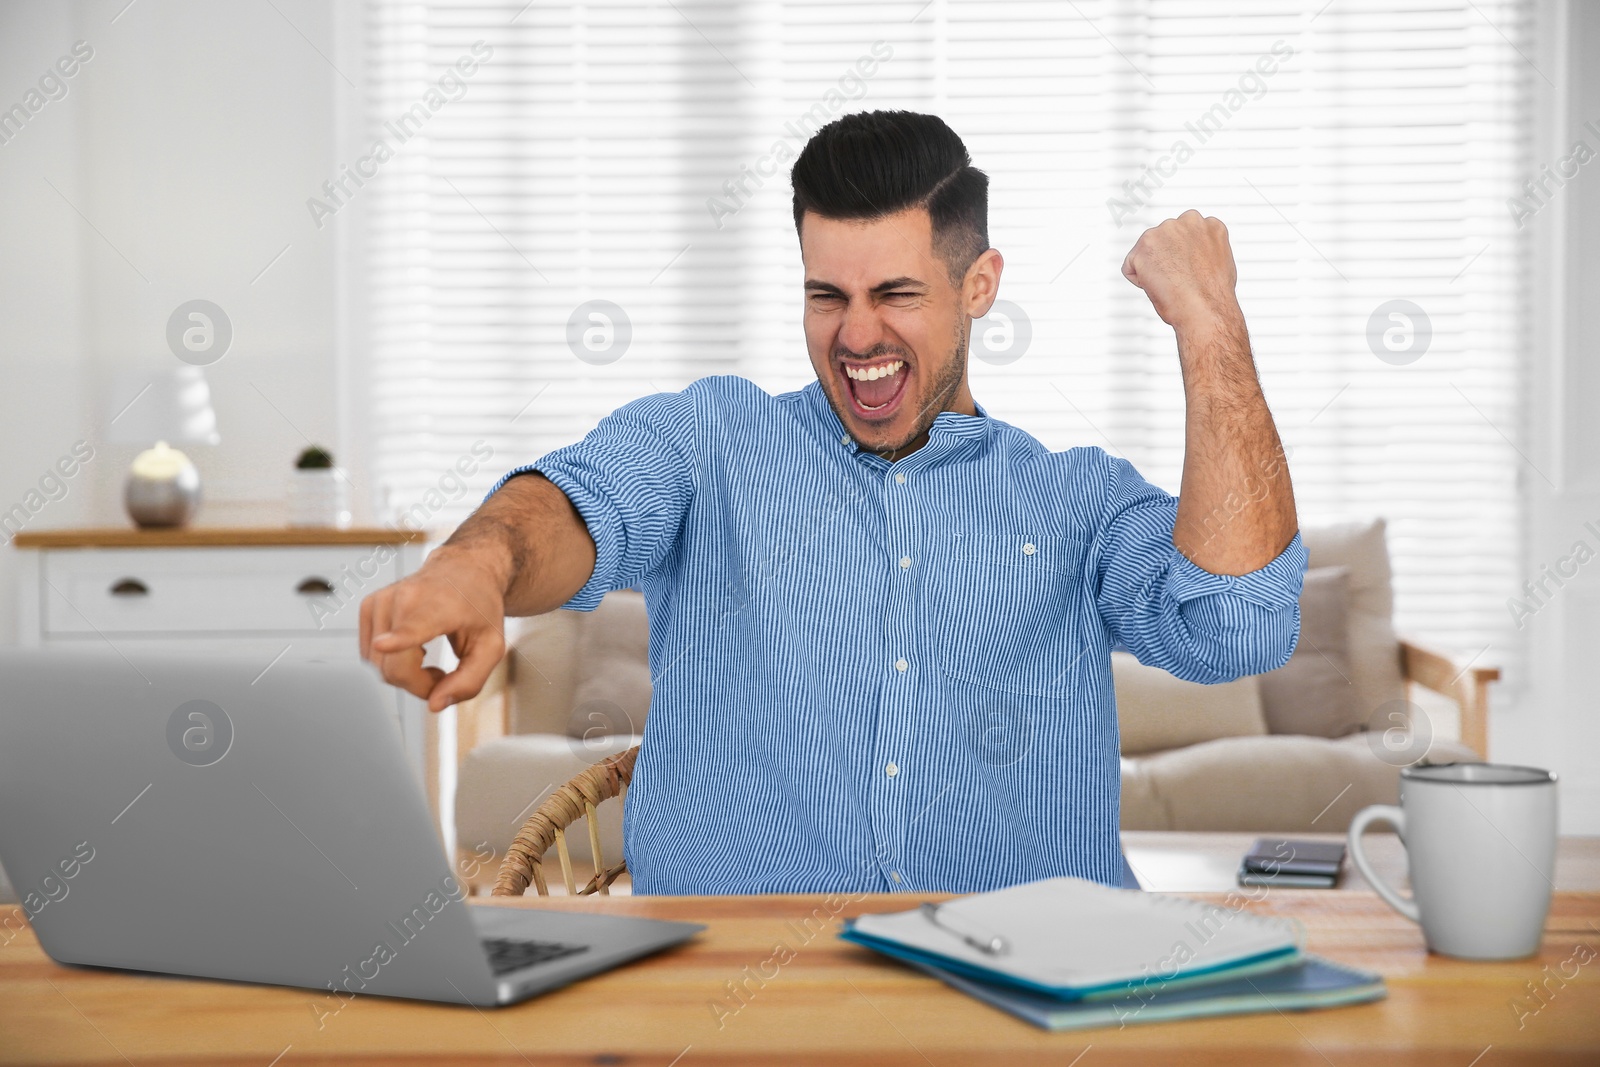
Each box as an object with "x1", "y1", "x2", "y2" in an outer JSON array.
[{"x1": 480, "y1": 937, "x2": 589, "y2": 976}]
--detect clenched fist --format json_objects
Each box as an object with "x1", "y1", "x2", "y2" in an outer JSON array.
[{"x1": 1121, "y1": 210, "x2": 1242, "y2": 333}]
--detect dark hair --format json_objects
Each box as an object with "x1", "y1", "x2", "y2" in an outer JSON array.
[{"x1": 790, "y1": 110, "x2": 989, "y2": 283}]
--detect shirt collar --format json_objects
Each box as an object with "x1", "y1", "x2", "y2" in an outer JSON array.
[{"x1": 799, "y1": 379, "x2": 991, "y2": 469}]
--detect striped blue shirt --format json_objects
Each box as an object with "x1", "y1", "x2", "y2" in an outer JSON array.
[{"x1": 488, "y1": 375, "x2": 1304, "y2": 894}]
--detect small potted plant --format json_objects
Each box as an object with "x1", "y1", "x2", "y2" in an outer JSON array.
[{"x1": 288, "y1": 445, "x2": 350, "y2": 528}]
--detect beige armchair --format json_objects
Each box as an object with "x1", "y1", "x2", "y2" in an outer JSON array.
[{"x1": 1116, "y1": 518, "x2": 1496, "y2": 831}]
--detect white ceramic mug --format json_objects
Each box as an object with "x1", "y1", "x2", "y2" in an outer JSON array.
[{"x1": 1347, "y1": 762, "x2": 1558, "y2": 960}]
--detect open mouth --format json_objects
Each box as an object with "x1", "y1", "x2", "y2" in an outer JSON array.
[{"x1": 840, "y1": 358, "x2": 911, "y2": 422}]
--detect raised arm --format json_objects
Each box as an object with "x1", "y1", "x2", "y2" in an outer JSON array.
[
  {"x1": 1086, "y1": 211, "x2": 1304, "y2": 682},
  {"x1": 360, "y1": 473, "x2": 596, "y2": 712},
  {"x1": 1120, "y1": 210, "x2": 1298, "y2": 574}
]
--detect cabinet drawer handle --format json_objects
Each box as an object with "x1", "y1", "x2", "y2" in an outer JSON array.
[
  {"x1": 297, "y1": 577, "x2": 336, "y2": 596},
  {"x1": 109, "y1": 578, "x2": 149, "y2": 597}
]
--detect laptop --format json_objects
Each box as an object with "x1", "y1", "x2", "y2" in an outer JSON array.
[{"x1": 0, "y1": 647, "x2": 702, "y2": 1007}]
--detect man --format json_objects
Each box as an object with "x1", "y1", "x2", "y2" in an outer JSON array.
[{"x1": 360, "y1": 110, "x2": 1304, "y2": 894}]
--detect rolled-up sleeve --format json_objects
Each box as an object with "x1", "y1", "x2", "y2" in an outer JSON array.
[
  {"x1": 483, "y1": 387, "x2": 700, "y2": 611},
  {"x1": 1086, "y1": 455, "x2": 1306, "y2": 683}
]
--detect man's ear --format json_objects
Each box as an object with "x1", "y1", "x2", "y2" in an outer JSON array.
[{"x1": 963, "y1": 248, "x2": 1004, "y2": 318}]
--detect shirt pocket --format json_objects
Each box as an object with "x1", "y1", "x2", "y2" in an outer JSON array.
[{"x1": 934, "y1": 532, "x2": 1090, "y2": 697}]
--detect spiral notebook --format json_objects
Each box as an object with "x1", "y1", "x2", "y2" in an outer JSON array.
[{"x1": 841, "y1": 876, "x2": 1304, "y2": 1001}]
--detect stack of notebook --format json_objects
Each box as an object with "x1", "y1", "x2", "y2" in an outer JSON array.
[{"x1": 839, "y1": 877, "x2": 1385, "y2": 1031}]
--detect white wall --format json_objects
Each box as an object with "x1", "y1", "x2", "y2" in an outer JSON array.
[{"x1": 0, "y1": 0, "x2": 353, "y2": 644}]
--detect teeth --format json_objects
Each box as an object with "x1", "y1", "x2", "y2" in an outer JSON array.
[{"x1": 844, "y1": 361, "x2": 904, "y2": 382}]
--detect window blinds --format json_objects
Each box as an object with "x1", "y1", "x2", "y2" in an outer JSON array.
[{"x1": 362, "y1": 0, "x2": 1532, "y2": 659}]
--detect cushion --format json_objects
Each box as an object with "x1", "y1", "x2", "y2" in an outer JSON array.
[
  {"x1": 1113, "y1": 651, "x2": 1267, "y2": 756},
  {"x1": 1120, "y1": 734, "x2": 1398, "y2": 832},
  {"x1": 565, "y1": 590, "x2": 652, "y2": 739},
  {"x1": 1119, "y1": 732, "x2": 1485, "y2": 832},
  {"x1": 1300, "y1": 519, "x2": 1408, "y2": 731},
  {"x1": 1258, "y1": 566, "x2": 1361, "y2": 737}
]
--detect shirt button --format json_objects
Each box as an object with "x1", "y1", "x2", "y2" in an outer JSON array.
[
  {"x1": 894, "y1": 472, "x2": 906, "y2": 485},
  {"x1": 899, "y1": 556, "x2": 912, "y2": 569},
  {"x1": 1022, "y1": 542, "x2": 1036, "y2": 556},
  {"x1": 840, "y1": 433, "x2": 850, "y2": 445},
  {"x1": 889, "y1": 871, "x2": 903, "y2": 884},
  {"x1": 894, "y1": 658, "x2": 908, "y2": 672},
  {"x1": 885, "y1": 762, "x2": 899, "y2": 777}
]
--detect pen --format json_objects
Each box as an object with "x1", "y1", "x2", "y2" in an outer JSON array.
[{"x1": 919, "y1": 902, "x2": 1009, "y2": 956}]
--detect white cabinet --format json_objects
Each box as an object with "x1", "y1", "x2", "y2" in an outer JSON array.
[{"x1": 36, "y1": 546, "x2": 394, "y2": 635}]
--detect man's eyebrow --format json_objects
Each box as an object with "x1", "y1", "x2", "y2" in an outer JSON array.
[{"x1": 802, "y1": 276, "x2": 930, "y2": 295}]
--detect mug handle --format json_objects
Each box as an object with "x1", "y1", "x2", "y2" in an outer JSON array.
[{"x1": 1347, "y1": 804, "x2": 1421, "y2": 923}]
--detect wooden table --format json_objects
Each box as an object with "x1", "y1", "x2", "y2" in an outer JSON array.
[{"x1": 4, "y1": 884, "x2": 1598, "y2": 1065}]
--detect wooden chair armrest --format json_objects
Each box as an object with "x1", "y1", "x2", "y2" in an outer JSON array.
[
  {"x1": 494, "y1": 744, "x2": 639, "y2": 897},
  {"x1": 1398, "y1": 637, "x2": 1500, "y2": 760}
]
